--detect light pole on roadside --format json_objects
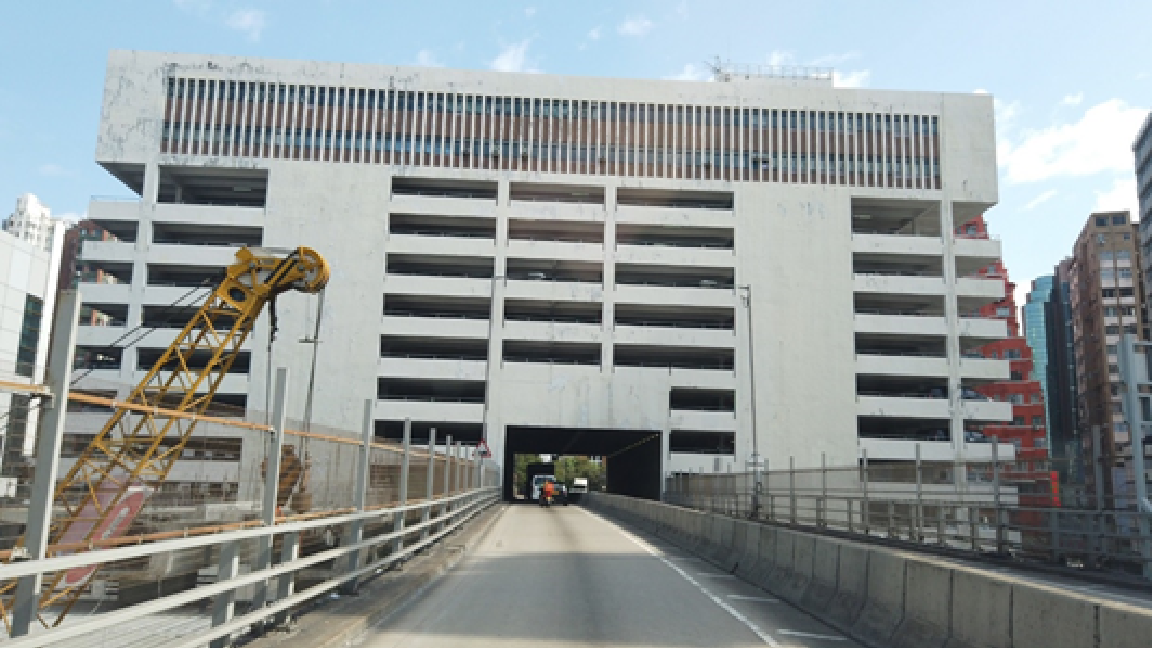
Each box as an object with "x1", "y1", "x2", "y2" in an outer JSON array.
[{"x1": 737, "y1": 284, "x2": 762, "y2": 518}]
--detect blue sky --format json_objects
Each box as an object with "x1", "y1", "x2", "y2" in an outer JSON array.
[{"x1": 1, "y1": 0, "x2": 1149, "y2": 295}]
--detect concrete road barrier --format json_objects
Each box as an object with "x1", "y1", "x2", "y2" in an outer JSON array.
[
  {"x1": 826, "y1": 541, "x2": 868, "y2": 631},
  {"x1": 1011, "y1": 581, "x2": 1098, "y2": 648},
  {"x1": 851, "y1": 549, "x2": 906, "y2": 646},
  {"x1": 721, "y1": 520, "x2": 751, "y2": 572},
  {"x1": 756, "y1": 528, "x2": 794, "y2": 594},
  {"x1": 799, "y1": 536, "x2": 841, "y2": 613},
  {"x1": 945, "y1": 566, "x2": 1011, "y2": 648},
  {"x1": 734, "y1": 522, "x2": 762, "y2": 581},
  {"x1": 748, "y1": 523, "x2": 777, "y2": 585},
  {"x1": 891, "y1": 558, "x2": 952, "y2": 648},
  {"x1": 780, "y1": 533, "x2": 815, "y2": 604},
  {"x1": 1098, "y1": 600, "x2": 1152, "y2": 648},
  {"x1": 586, "y1": 494, "x2": 1152, "y2": 648}
]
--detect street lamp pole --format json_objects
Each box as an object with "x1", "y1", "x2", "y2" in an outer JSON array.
[{"x1": 737, "y1": 284, "x2": 762, "y2": 518}]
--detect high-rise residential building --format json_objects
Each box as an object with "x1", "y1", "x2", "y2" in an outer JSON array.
[
  {"x1": 75, "y1": 50, "x2": 1012, "y2": 499},
  {"x1": 1070, "y1": 211, "x2": 1146, "y2": 502},
  {"x1": 957, "y1": 216, "x2": 1047, "y2": 458},
  {"x1": 0, "y1": 223, "x2": 64, "y2": 480},
  {"x1": 1135, "y1": 112, "x2": 1152, "y2": 308},
  {"x1": 1023, "y1": 275, "x2": 1054, "y2": 437},
  {"x1": 4, "y1": 194, "x2": 63, "y2": 255}
]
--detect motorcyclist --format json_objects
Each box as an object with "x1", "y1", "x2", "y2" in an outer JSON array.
[{"x1": 541, "y1": 479, "x2": 555, "y2": 507}]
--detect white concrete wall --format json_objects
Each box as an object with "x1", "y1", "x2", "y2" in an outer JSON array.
[{"x1": 80, "y1": 50, "x2": 1005, "y2": 480}]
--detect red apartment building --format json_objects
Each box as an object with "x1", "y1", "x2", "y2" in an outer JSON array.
[{"x1": 957, "y1": 216, "x2": 1048, "y2": 460}]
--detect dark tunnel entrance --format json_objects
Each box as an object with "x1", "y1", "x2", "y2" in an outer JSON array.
[{"x1": 502, "y1": 426, "x2": 663, "y2": 502}]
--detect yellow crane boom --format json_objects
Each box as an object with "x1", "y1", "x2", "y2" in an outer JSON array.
[{"x1": 0, "y1": 246, "x2": 329, "y2": 631}]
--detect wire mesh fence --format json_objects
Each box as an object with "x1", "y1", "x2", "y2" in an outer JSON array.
[
  {"x1": 0, "y1": 372, "x2": 500, "y2": 640},
  {"x1": 666, "y1": 455, "x2": 1152, "y2": 583}
]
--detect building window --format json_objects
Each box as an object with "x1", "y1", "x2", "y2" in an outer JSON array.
[
  {"x1": 1124, "y1": 232, "x2": 1132, "y2": 240},
  {"x1": 1119, "y1": 269, "x2": 1132, "y2": 279},
  {"x1": 1097, "y1": 217, "x2": 1109, "y2": 227},
  {"x1": 1009, "y1": 394, "x2": 1024, "y2": 404},
  {"x1": 1106, "y1": 325, "x2": 1120, "y2": 335},
  {"x1": 1012, "y1": 416, "x2": 1025, "y2": 425},
  {"x1": 1006, "y1": 349, "x2": 1022, "y2": 359},
  {"x1": 1113, "y1": 215, "x2": 1127, "y2": 225},
  {"x1": 1109, "y1": 364, "x2": 1120, "y2": 374},
  {"x1": 16, "y1": 295, "x2": 42, "y2": 378},
  {"x1": 1031, "y1": 394, "x2": 1041, "y2": 403},
  {"x1": 1032, "y1": 415, "x2": 1043, "y2": 426},
  {"x1": 1107, "y1": 344, "x2": 1118, "y2": 355},
  {"x1": 1011, "y1": 371, "x2": 1024, "y2": 380},
  {"x1": 996, "y1": 307, "x2": 1010, "y2": 317}
]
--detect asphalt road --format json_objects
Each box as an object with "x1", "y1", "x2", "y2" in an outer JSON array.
[{"x1": 359, "y1": 503, "x2": 861, "y2": 648}]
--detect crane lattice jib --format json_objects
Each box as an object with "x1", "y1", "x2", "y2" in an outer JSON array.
[{"x1": 0, "y1": 246, "x2": 329, "y2": 631}]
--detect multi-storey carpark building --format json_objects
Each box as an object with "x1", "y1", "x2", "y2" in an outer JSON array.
[{"x1": 78, "y1": 50, "x2": 1012, "y2": 500}]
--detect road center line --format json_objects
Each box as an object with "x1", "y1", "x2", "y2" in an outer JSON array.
[{"x1": 580, "y1": 508, "x2": 780, "y2": 647}]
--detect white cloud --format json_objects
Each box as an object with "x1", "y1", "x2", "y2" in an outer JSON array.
[
  {"x1": 665, "y1": 64, "x2": 708, "y2": 82},
  {"x1": 490, "y1": 39, "x2": 540, "y2": 73},
  {"x1": 1093, "y1": 177, "x2": 1139, "y2": 217},
  {"x1": 617, "y1": 15, "x2": 653, "y2": 37},
  {"x1": 38, "y1": 163, "x2": 67, "y2": 177},
  {"x1": 416, "y1": 49, "x2": 443, "y2": 67},
  {"x1": 675, "y1": 1, "x2": 689, "y2": 19},
  {"x1": 999, "y1": 98, "x2": 1147, "y2": 184},
  {"x1": 834, "y1": 69, "x2": 871, "y2": 88},
  {"x1": 225, "y1": 9, "x2": 265, "y2": 41},
  {"x1": 524, "y1": 7, "x2": 536, "y2": 17},
  {"x1": 973, "y1": 88, "x2": 990, "y2": 94},
  {"x1": 767, "y1": 50, "x2": 795, "y2": 67},
  {"x1": 1023, "y1": 189, "x2": 1058, "y2": 211},
  {"x1": 587, "y1": 26, "x2": 603, "y2": 40},
  {"x1": 1061, "y1": 92, "x2": 1084, "y2": 106}
]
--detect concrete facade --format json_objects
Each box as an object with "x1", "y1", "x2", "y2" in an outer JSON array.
[
  {"x1": 79, "y1": 50, "x2": 1009, "y2": 485},
  {"x1": 0, "y1": 223, "x2": 64, "y2": 475}
]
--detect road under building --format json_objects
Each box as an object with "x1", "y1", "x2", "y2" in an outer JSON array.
[{"x1": 502, "y1": 426, "x2": 664, "y2": 501}]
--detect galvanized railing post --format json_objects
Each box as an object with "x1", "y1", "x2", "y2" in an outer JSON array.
[
  {"x1": 993, "y1": 442, "x2": 1006, "y2": 554},
  {"x1": 251, "y1": 367, "x2": 289, "y2": 612},
  {"x1": 392, "y1": 419, "x2": 411, "y2": 557},
  {"x1": 969, "y1": 506, "x2": 980, "y2": 552},
  {"x1": 421, "y1": 428, "x2": 437, "y2": 543},
  {"x1": 209, "y1": 540, "x2": 241, "y2": 648},
  {"x1": 11, "y1": 291, "x2": 80, "y2": 638},
  {"x1": 272, "y1": 532, "x2": 300, "y2": 627},
  {"x1": 441, "y1": 435, "x2": 453, "y2": 529},
  {"x1": 915, "y1": 444, "x2": 924, "y2": 543},
  {"x1": 861, "y1": 449, "x2": 870, "y2": 535},
  {"x1": 789, "y1": 456, "x2": 797, "y2": 524},
  {"x1": 455, "y1": 441, "x2": 463, "y2": 495},
  {"x1": 340, "y1": 399, "x2": 374, "y2": 594},
  {"x1": 819, "y1": 452, "x2": 827, "y2": 528}
]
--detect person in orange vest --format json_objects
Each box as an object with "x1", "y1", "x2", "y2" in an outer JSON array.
[{"x1": 542, "y1": 479, "x2": 555, "y2": 506}]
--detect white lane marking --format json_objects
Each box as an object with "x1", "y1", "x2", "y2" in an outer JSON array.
[
  {"x1": 579, "y1": 509, "x2": 779, "y2": 647},
  {"x1": 728, "y1": 594, "x2": 779, "y2": 603},
  {"x1": 778, "y1": 629, "x2": 847, "y2": 641}
]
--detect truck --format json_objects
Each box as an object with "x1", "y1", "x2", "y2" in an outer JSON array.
[
  {"x1": 524, "y1": 462, "x2": 555, "y2": 501},
  {"x1": 569, "y1": 477, "x2": 589, "y2": 502}
]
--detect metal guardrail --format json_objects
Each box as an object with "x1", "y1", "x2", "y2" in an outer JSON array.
[
  {"x1": 666, "y1": 458, "x2": 1152, "y2": 583},
  {"x1": 3, "y1": 488, "x2": 498, "y2": 647}
]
